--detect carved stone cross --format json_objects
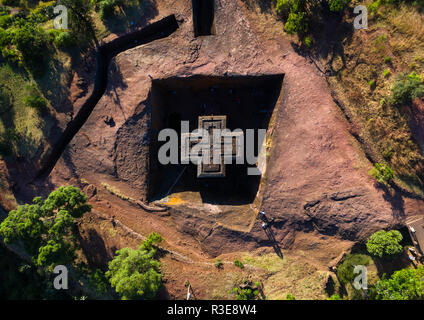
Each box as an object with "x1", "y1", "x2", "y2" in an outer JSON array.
[{"x1": 181, "y1": 115, "x2": 243, "y2": 178}]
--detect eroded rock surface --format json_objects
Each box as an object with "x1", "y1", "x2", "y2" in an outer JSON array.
[{"x1": 36, "y1": 0, "x2": 424, "y2": 256}]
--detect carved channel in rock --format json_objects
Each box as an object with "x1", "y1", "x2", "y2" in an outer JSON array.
[
  {"x1": 38, "y1": 15, "x2": 179, "y2": 178},
  {"x1": 192, "y1": 0, "x2": 216, "y2": 37},
  {"x1": 148, "y1": 74, "x2": 284, "y2": 205}
]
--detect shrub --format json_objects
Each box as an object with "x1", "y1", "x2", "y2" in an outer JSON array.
[
  {"x1": 286, "y1": 293, "x2": 296, "y2": 300},
  {"x1": 384, "y1": 56, "x2": 392, "y2": 63},
  {"x1": 215, "y1": 259, "x2": 223, "y2": 269},
  {"x1": 383, "y1": 69, "x2": 391, "y2": 78},
  {"x1": 1, "y1": 46, "x2": 22, "y2": 66},
  {"x1": 88, "y1": 269, "x2": 109, "y2": 294},
  {"x1": 0, "y1": 14, "x2": 11, "y2": 29},
  {"x1": 391, "y1": 72, "x2": 424, "y2": 105},
  {"x1": 328, "y1": 294, "x2": 342, "y2": 300},
  {"x1": 23, "y1": 84, "x2": 47, "y2": 111},
  {"x1": 53, "y1": 31, "x2": 77, "y2": 48},
  {"x1": 234, "y1": 258, "x2": 244, "y2": 269},
  {"x1": 303, "y1": 36, "x2": 312, "y2": 48},
  {"x1": 0, "y1": 128, "x2": 19, "y2": 156},
  {"x1": 337, "y1": 254, "x2": 371, "y2": 285},
  {"x1": 12, "y1": 23, "x2": 49, "y2": 74},
  {"x1": 366, "y1": 230, "x2": 403, "y2": 258},
  {"x1": 369, "y1": 163, "x2": 394, "y2": 184},
  {"x1": 284, "y1": 11, "x2": 308, "y2": 35},
  {"x1": 0, "y1": 84, "x2": 12, "y2": 113},
  {"x1": 0, "y1": 0, "x2": 20, "y2": 6},
  {"x1": 275, "y1": 0, "x2": 291, "y2": 19},
  {"x1": 23, "y1": 95, "x2": 47, "y2": 110},
  {"x1": 98, "y1": 0, "x2": 117, "y2": 20},
  {"x1": 233, "y1": 287, "x2": 258, "y2": 300},
  {"x1": 329, "y1": 0, "x2": 351, "y2": 12}
]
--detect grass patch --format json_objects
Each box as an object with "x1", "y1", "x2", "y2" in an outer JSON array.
[
  {"x1": 0, "y1": 63, "x2": 47, "y2": 158},
  {"x1": 326, "y1": 0, "x2": 424, "y2": 194},
  {"x1": 242, "y1": 252, "x2": 328, "y2": 300},
  {"x1": 101, "y1": 182, "x2": 134, "y2": 202}
]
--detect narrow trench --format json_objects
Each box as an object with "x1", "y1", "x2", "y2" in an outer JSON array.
[
  {"x1": 148, "y1": 75, "x2": 284, "y2": 205},
  {"x1": 192, "y1": 0, "x2": 215, "y2": 36},
  {"x1": 37, "y1": 15, "x2": 179, "y2": 178}
]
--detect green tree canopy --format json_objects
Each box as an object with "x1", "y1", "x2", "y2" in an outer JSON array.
[
  {"x1": 106, "y1": 233, "x2": 163, "y2": 300},
  {"x1": 375, "y1": 266, "x2": 424, "y2": 300},
  {"x1": 0, "y1": 186, "x2": 91, "y2": 270},
  {"x1": 337, "y1": 254, "x2": 371, "y2": 285},
  {"x1": 11, "y1": 22, "x2": 49, "y2": 74},
  {"x1": 366, "y1": 230, "x2": 403, "y2": 258}
]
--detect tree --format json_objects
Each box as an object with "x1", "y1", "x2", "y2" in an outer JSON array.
[
  {"x1": 0, "y1": 186, "x2": 91, "y2": 270},
  {"x1": 106, "y1": 233, "x2": 163, "y2": 300},
  {"x1": 375, "y1": 266, "x2": 424, "y2": 300},
  {"x1": 366, "y1": 230, "x2": 403, "y2": 258},
  {"x1": 12, "y1": 22, "x2": 49, "y2": 75},
  {"x1": 337, "y1": 254, "x2": 371, "y2": 285},
  {"x1": 59, "y1": 0, "x2": 98, "y2": 47},
  {"x1": 284, "y1": 11, "x2": 308, "y2": 35}
]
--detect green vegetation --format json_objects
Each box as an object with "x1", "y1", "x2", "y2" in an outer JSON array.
[
  {"x1": 0, "y1": 83, "x2": 12, "y2": 113},
  {"x1": 0, "y1": 243, "x2": 69, "y2": 299},
  {"x1": 369, "y1": 163, "x2": 394, "y2": 184},
  {"x1": 366, "y1": 230, "x2": 403, "y2": 258},
  {"x1": 87, "y1": 268, "x2": 109, "y2": 295},
  {"x1": 328, "y1": 294, "x2": 342, "y2": 300},
  {"x1": 49, "y1": 30, "x2": 77, "y2": 48},
  {"x1": 0, "y1": 128, "x2": 18, "y2": 155},
  {"x1": 23, "y1": 84, "x2": 47, "y2": 111},
  {"x1": 12, "y1": 23, "x2": 50, "y2": 75},
  {"x1": 391, "y1": 72, "x2": 424, "y2": 105},
  {"x1": 286, "y1": 293, "x2": 296, "y2": 300},
  {"x1": 234, "y1": 258, "x2": 244, "y2": 269},
  {"x1": 215, "y1": 258, "x2": 223, "y2": 269},
  {"x1": 337, "y1": 254, "x2": 371, "y2": 285},
  {"x1": 106, "y1": 232, "x2": 163, "y2": 300},
  {"x1": 243, "y1": 252, "x2": 328, "y2": 299},
  {"x1": 231, "y1": 281, "x2": 260, "y2": 300},
  {"x1": 383, "y1": 69, "x2": 391, "y2": 77},
  {"x1": 0, "y1": 186, "x2": 91, "y2": 270},
  {"x1": 97, "y1": 0, "x2": 121, "y2": 20},
  {"x1": 375, "y1": 266, "x2": 424, "y2": 300},
  {"x1": 275, "y1": 0, "x2": 351, "y2": 40}
]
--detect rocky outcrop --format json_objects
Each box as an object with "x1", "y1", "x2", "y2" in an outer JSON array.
[{"x1": 33, "y1": 0, "x2": 424, "y2": 256}]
